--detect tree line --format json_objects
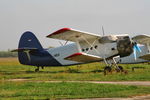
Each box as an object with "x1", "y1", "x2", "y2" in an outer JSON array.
[{"x1": 0, "y1": 51, "x2": 18, "y2": 57}]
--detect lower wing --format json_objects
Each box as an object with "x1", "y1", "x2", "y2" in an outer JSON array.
[{"x1": 65, "y1": 52, "x2": 103, "y2": 63}]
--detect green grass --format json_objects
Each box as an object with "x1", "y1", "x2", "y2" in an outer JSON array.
[
  {"x1": 0, "y1": 58, "x2": 150, "y2": 99},
  {"x1": 0, "y1": 58, "x2": 150, "y2": 81},
  {"x1": 0, "y1": 82, "x2": 150, "y2": 99}
]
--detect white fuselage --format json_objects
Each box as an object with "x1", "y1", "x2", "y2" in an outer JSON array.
[{"x1": 47, "y1": 42, "x2": 149, "y2": 66}]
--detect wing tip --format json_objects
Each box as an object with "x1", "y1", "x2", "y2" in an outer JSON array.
[{"x1": 47, "y1": 28, "x2": 71, "y2": 37}]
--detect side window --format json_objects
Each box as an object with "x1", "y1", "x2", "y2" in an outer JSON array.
[
  {"x1": 82, "y1": 49, "x2": 85, "y2": 52},
  {"x1": 95, "y1": 45, "x2": 98, "y2": 49},
  {"x1": 82, "y1": 45, "x2": 98, "y2": 52},
  {"x1": 86, "y1": 48, "x2": 89, "y2": 51}
]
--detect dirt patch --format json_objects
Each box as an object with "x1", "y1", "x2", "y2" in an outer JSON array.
[
  {"x1": 88, "y1": 81, "x2": 150, "y2": 86},
  {"x1": 7, "y1": 78, "x2": 28, "y2": 81},
  {"x1": 63, "y1": 94, "x2": 150, "y2": 100},
  {"x1": 5, "y1": 79, "x2": 150, "y2": 86}
]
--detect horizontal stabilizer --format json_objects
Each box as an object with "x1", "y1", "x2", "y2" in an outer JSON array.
[
  {"x1": 139, "y1": 53, "x2": 150, "y2": 60},
  {"x1": 11, "y1": 48, "x2": 38, "y2": 52},
  {"x1": 65, "y1": 52, "x2": 103, "y2": 62}
]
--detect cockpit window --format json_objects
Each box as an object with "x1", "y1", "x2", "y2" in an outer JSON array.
[{"x1": 99, "y1": 36, "x2": 117, "y2": 43}]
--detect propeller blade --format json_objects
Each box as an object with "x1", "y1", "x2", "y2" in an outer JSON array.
[
  {"x1": 134, "y1": 44, "x2": 142, "y2": 53},
  {"x1": 133, "y1": 43, "x2": 141, "y2": 60},
  {"x1": 133, "y1": 46, "x2": 137, "y2": 60}
]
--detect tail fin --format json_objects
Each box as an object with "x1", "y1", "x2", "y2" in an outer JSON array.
[
  {"x1": 19, "y1": 31, "x2": 43, "y2": 50},
  {"x1": 18, "y1": 31, "x2": 43, "y2": 65}
]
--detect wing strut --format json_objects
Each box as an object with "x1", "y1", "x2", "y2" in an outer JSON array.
[
  {"x1": 80, "y1": 36, "x2": 100, "y2": 55},
  {"x1": 76, "y1": 40, "x2": 82, "y2": 52},
  {"x1": 147, "y1": 43, "x2": 150, "y2": 53}
]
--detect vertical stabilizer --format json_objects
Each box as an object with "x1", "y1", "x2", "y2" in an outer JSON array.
[{"x1": 18, "y1": 31, "x2": 43, "y2": 65}]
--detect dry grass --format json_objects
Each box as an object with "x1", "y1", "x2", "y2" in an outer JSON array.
[{"x1": 0, "y1": 57, "x2": 19, "y2": 65}]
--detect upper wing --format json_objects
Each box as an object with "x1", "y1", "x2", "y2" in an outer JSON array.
[
  {"x1": 46, "y1": 28, "x2": 101, "y2": 42},
  {"x1": 132, "y1": 34, "x2": 150, "y2": 45},
  {"x1": 64, "y1": 52, "x2": 103, "y2": 62}
]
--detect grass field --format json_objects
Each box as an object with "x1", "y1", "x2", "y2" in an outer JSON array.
[
  {"x1": 0, "y1": 82, "x2": 150, "y2": 100},
  {"x1": 0, "y1": 58, "x2": 150, "y2": 81},
  {"x1": 0, "y1": 58, "x2": 150, "y2": 99}
]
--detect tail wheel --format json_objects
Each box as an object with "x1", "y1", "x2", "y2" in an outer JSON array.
[
  {"x1": 41, "y1": 66, "x2": 44, "y2": 69},
  {"x1": 35, "y1": 66, "x2": 39, "y2": 72}
]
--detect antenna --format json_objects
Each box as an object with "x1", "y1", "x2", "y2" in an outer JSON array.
[{"x1": 102, "y1": 26, "x2": 105, "y2": 36}]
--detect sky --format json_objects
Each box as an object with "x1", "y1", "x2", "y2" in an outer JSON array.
[{"x1": 0, "y1": 0, "x2": 150, "y2": 51}]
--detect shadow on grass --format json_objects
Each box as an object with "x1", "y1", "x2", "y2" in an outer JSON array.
[
  {"x1": 91, "y1": 69, "x2": 104, "y2": 73},
  {"x1": 26, "y1": 69, "x2": 104, "y2": 73},
  {"x1": 0, "y1": 69, "x2": 104, "y2": 75}
]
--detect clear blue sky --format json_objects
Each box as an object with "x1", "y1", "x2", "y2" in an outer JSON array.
[{"x1": 0, "y1": 0, "x2": 150, "y2": 50}]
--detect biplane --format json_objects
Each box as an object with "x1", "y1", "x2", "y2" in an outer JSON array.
[{"x1": 12, "y1": 28, "x2": 150, "y2": 72}]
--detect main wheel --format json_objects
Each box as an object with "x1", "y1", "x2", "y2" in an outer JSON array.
[
  {"x1": 104, "y1": 66, "x2": 112, "y2": 75},
  {"x1": 116, "y1": 66, "x2": 124, "y2": 72},
  {"x1": 41, "y1": 66, "x2": 44, "y2": 69},
  {"x1": 35, "y1": 68, "x2": 39, "y2": 72}
]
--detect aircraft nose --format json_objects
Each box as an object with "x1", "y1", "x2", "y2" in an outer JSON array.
[{"x1": 117, "y1": 36, "x2": 133, "y2": 57}]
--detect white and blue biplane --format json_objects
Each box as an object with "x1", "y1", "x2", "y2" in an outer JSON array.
[{"x1": 12, "y1": 28, "x2": 150, "y2": 72}]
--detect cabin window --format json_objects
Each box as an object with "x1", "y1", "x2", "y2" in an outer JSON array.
[
  {"x1": 94, "y1": 45, "x2": 98, "y2": 49},
  {"x1": 82, "y1": 49, "x2": 85, "y2": 52},
  {"x1": 86, "y1": 48, "x2": 89, "y2": 51}
]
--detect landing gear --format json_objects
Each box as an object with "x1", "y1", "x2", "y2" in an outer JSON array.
[
  {"x1": 116, "y1": 66, "x2": 124, "y2": 73},
  {"x1": 35, "y1": 66, "x2": 39, "y2": 72},
  {"x1": 41, "y1": 66, "x2": 44, "y2": 69},
  {"x1": 103, "y1": 56, "x2": 126, "y2": 75},
  {"x1": 104, "y1": 66, "x2": 112, "y2": 75},
  {"x1": 34, "y1": 66, "x2": 44, "y2": 72}
]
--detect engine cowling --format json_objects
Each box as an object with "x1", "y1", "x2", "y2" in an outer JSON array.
[{"x1": 117, "y1": 36, "x2": 133, "y2": 57}]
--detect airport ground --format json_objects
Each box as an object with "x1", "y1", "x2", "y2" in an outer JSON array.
[{"x1": 0, "y1": 58, "x2": 150, "y2": 99}]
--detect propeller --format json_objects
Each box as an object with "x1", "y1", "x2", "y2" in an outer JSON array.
[{"x1": 133, "y1": 42, "x2": 142, "y2": 60}]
